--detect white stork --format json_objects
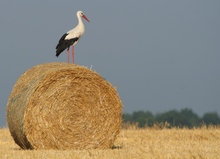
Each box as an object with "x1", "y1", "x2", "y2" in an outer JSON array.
[{"x1": 56, "y1": 11, "x2": 90, "y2": 63}]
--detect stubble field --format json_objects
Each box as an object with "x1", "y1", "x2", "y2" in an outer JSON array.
[{"x1": 0, "y1": 126, "x2": 219, "y2": 159}]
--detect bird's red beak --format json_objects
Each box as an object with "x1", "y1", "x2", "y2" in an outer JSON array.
[{"x1": 82, "y1": 15, "x2": 90, "y2": 23}]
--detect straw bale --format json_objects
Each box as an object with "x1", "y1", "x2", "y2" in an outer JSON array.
[{"x1": 6, "y1": 62, "x2": 122, "y2": 150}]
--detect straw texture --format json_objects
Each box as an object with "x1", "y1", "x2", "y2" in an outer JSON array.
[{"x1": 6, "y1": 62, "x2": 122, "y2": 150}]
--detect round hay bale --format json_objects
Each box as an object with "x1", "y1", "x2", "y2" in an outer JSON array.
[{"x1": 6, "y1": 62, "x2": 122, "y2": 150}]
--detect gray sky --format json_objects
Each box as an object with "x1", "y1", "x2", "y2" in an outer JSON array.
[{"x1": 0, "y1": 1, "x2": 220, "y2": 127}]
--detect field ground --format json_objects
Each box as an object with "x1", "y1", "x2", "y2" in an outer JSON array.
[{"x1": 0, "y1": 126, "x2": 220, "y2": 159}]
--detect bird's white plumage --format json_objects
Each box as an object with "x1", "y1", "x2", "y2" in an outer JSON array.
[{"x1": 64, "y1": 11, "x2": 86, "y2": 46}]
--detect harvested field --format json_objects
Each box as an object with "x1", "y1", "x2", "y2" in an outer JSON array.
[{"x1": 0, "y1": 126, "x2": 219, "y2": 159}]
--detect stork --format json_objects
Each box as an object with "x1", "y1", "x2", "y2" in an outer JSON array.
[{"x1": 56, "y1": 11, "x2": 90, "y2": 63}]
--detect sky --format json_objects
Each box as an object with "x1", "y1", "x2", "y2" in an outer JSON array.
[{"x1": 0, "y1": 1, "x2": 220, "y2": 127}]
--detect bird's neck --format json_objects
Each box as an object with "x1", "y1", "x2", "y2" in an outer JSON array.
[{"x1": 77, "y1": 16, "x2": 85, "y2": 29}]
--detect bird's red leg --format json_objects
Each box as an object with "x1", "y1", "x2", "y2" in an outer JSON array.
[
  {"x1": 67, "y1": 49, "x2": 70, "y2": 63},
  {"x1": 72, "y1": 46, "x2": 74, "y2": 63}
]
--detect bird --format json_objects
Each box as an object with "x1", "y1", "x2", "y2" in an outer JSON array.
[{"x1": 56, "y1": 11, "x2": 90, "y2": 63}]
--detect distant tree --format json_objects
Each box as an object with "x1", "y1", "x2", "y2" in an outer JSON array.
[
  {"x1": 155, "y1": 109, "x2": 200, "y2": 128},
  {"x1": 122, "y1": 111, "x2": 155, "y2": 128},
  {"x1": 132, "y1": 111, "x2": 147, "y2": 127},
  {"x1": 201, "y1": 112, "x2": 220, "y2": 125},
  {"x1": 122, "y1": 109, "x2": 220, "y2": 128},
  {"x1": 179, "y1": 108, "x2": 200, "y2": 128},
  {"x1": 122, "y1": 113, "x2": 133, "y2": 123},
  {"x1": 145, "y1": 111, "x2": 155, "y2": 127},
  {"x1": 155, "y1": 110, "x2": 180, "y2": 127}
]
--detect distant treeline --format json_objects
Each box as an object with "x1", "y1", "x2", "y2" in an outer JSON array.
[{"x1": 122, "y1": 108, "x2": 220, "y2": 128}]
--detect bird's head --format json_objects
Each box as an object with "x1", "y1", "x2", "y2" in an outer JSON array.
[{"x1": 77, "y1": 11, "x2": 90, "y2": 23}]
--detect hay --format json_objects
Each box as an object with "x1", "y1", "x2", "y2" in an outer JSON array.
[{"x1": 6, "y1": 62, "x2": 122, "y2": 150}]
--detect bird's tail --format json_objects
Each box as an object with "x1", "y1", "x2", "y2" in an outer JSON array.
[{"x1": 56, "y1": 45, "x2": 68, "y2": 57}]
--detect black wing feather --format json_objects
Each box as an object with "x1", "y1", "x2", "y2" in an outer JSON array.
[{"x1": 55, "y1": 33, "x2": 79, "y2": 57}]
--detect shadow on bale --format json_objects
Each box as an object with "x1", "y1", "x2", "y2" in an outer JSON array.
[{"x1": 6, "y1": 62, "x2": 123, "y2": 150}]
